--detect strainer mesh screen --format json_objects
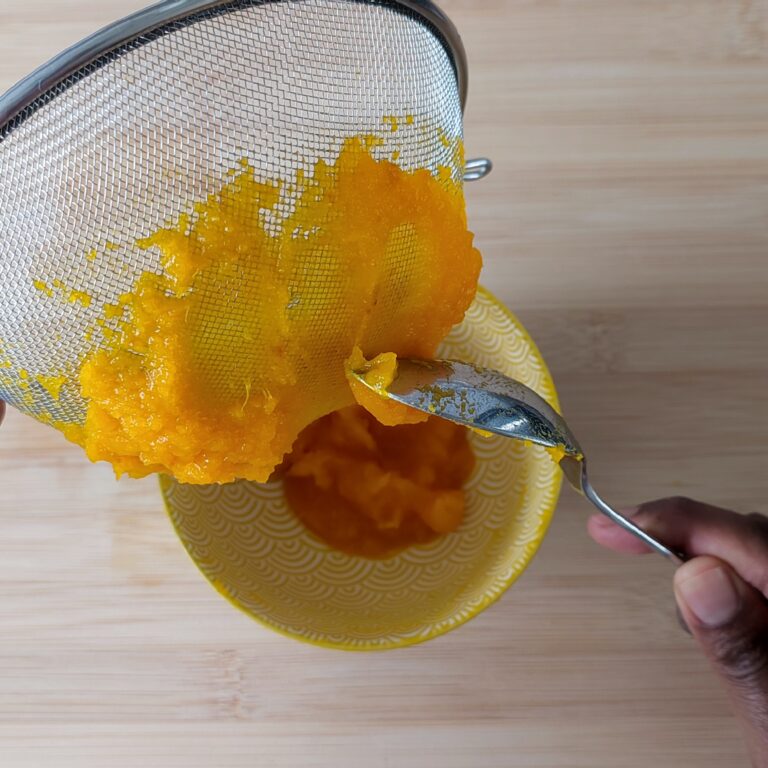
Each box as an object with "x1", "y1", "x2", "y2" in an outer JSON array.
[{"x1": 0, "y1": 0, "x2": 462, "y2": 426}]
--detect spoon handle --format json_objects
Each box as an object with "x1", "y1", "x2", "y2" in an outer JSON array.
[
  {"x1": 583, "y1": 478, "x2": 685, "y2": 564},
  {"x1": 561, "y1": 457, "x2": 686, "y2": 564}
]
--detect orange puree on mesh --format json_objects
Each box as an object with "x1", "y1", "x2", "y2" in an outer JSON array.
[
  {"x1": 68, "y1": 137, "x2": 481, "y2": 484},
  {"x1": 283, "y1": 406, "x2": 475, "y2": 559}
]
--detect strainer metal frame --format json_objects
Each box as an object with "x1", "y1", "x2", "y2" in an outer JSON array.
[{"x1": 0, "y1": 0, "x2": 468, "y2": 135}]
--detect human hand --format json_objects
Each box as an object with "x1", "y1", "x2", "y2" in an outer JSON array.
[{"x1": 589, "y1": 497, "x2": 768, "y2": 767}]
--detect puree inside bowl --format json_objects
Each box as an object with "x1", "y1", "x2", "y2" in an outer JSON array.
[{"x1": 283, "y1": 405, "x2": 475, "y2": 559}]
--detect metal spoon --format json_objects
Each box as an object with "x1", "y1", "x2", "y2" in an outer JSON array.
[{"x1": 351, "y1": 358, "x2": 685, "y2": 564}]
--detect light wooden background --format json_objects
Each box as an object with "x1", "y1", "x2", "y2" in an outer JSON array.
[{"x1": 2, "y1": 1, "x2": 767, "y2": 766}]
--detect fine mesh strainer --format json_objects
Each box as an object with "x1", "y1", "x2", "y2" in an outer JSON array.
[{"x1": 0, "y1": 0, "x2": 490, "y2": 433}]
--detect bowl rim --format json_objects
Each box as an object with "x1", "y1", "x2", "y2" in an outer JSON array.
[{"x1": 160, "y1": 283, "x2": 563, "y2": 651}]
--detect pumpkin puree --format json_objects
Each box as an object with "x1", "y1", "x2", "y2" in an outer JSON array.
[
  {"x1": 67, "y1": 136, "x2": 482, "y2": 485},
  {"x1": 283, "y1": 405, "x2": 475, "y2": 559}
]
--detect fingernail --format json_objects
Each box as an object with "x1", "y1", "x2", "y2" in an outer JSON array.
[
  {"x1": 619, "y1": 506, "x2": 640, "y2": 518},
  {"x1": 677, "y1": 565, "x2": 741, "y2": 628}
]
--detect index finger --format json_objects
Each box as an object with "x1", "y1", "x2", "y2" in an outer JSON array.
[{"x1": 588, "y1": 497, "x2": 768, "y2": 597}]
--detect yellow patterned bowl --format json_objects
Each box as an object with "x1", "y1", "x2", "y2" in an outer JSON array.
[{"x1": 160, "y1": 286, "x2": 561, "y2": 650}]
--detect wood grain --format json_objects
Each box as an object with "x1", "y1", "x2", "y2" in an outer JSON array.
[{"x1": 2, "y1": 0, "x2": 767, "y2": 765}]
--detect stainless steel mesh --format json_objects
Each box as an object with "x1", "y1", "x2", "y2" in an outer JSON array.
[{"x1": 0, "y1": 0, "x2": 463, "y2": 427}]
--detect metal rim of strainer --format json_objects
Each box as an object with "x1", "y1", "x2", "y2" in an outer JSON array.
[{"x1": 0, "y1": 0, "x2": 469, "y2": 134}]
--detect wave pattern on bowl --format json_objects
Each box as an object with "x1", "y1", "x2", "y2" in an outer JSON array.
[{"x1": 161, "y1": 287, "x2": 562, "y2": 650}]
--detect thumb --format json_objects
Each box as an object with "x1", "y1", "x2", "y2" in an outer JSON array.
[{"x1": 675, "y1": 556, "x2": 768, "y2": 758}]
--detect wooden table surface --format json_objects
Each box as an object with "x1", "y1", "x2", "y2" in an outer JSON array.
[{"x1": 2, "y1": 1, "x2": 767, "y2": 766}]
